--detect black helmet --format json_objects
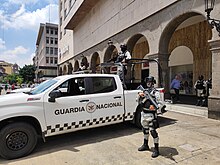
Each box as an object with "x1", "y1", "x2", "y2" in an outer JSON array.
[
  {"x1": 145, "y1": 76, "x2": 156, "y2": 84},
  {"x1": 198, "y1": 75, "x2": 204, "y2": 80},
  {"x1": 120, "y1": 44, "x2": 127, "y2": 50}
]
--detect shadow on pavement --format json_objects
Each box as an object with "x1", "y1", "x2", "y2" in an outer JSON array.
[
  {"x1": 158, "y1": 115, "x2": 177, "y2": 127},
  {"x1": 159, "y1": 146, "x2": 179, "y2": 163},
  {"x1": 0, "y1": 116, "x2": 178, "y2": 162}
]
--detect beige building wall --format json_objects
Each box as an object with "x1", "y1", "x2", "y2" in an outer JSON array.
[
  {"x1": 59, "y1": 0, "x2": 220, "y2": 119},
  {"x1": 64, "y1": 0, "x2": 177, "y2": 55},
  {"x1": 58, "y1": 0, "x2": 74, "y2": 65}
]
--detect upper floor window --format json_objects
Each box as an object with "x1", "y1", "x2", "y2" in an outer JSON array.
[
  {"x1": 50, "y1": 38, "x2": 54, "y2": 44},
  {"x1": 60, "y1": 31, "x2": 62, "y2": 40},
  {"x1": 50, "y1": 47, "x2": 53, "y2": 55},
  {"x1": 46, "y1": 28, "x2": 49, "y2": 34},
  {"x1": 54, "y1": 48, "x2": 58, "y2": 55},
  {"x1": 51, "y1": 29, "x2": 54, "y2": 35},
  {"x1": 46, "y1": 47, "x2": 49, "y2": 54},
  {"x1": 64, "y1": 9, "x2": 67, "y2": 18},
  {"x1": 60, "y1": 17, "x2": 62, "y2": 25},
  {"x1": 55, "y1": 29, "x2": 58, "y2": 35},
  {"x1": 60, "y1": 2, "x2": 62, "y2": 11},
  {"x1": 55, "y1": 38, "x2": 58, "y2": 45},
  {"x1": 46, "y1": 57, "x2": 49, "y2": 63},
  {"x1": 46, "y1": 37, "x2": 49, "y2": 44},
  {"x1": 50, "y1": 57, "x2": 53, "y2": 64}
]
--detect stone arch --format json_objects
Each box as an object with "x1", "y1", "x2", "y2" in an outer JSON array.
[
  {"x1": 158, "y1": 12, "x2": 212, "y2": 97},
  {"x1": 169, "y1": 46, "x2": 194, "y2": 94},
  {"x1": 63, "y1": 65, "x2": 67, "y2": 75},
  {"x1": 74, "y1": 60, "x2": 79, "y2": 72},
  {"x1": 103, "y1": 45, "x2": 118, "y2": 73},
  {"x1": 104, "y1": 45, "x2": 118, "y2": 62},
  {"x1": 58, "y1": 67, "x2": 62, "y2": 76},
  {"x1": 81, "y1": 56, "x2": 89, "y2": 70},
  {"x1": 68, "y1": 62, "x2": 73, "y2": 74},
  {"x1": 90, "y1": 52, "x2": 100, "y2": 73},
  {"x1": 126, "y1": 34, "x2": 149, "y2": 83}
]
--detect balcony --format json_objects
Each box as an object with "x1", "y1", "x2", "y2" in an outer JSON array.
[{"x1": 64, "y1": 0, "x2": 99, "y2": 30}]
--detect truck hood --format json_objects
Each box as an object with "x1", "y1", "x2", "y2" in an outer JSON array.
[{"x1": 0, "y1": 93, "x2": 30, "y2": 107}]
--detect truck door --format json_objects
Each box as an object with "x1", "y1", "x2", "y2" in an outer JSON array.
[
  {"x1": 86, "y1": 76, "x2": 125, "y2": 127},
  {"x1": 44, "y1": 77, "x2": 92, "y2": 136}
]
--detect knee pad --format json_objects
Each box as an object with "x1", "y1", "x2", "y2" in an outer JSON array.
[
  {"x1": 150, "y1": 130, "x2": 158, "y2": 138},
  {"x1": 142, "y1": 128, "x2": 149, "y2": 134}
]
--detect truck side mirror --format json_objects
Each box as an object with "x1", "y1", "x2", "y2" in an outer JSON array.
[{"x1": 48, "y1": 90, "x2": 62, "y2": 102}]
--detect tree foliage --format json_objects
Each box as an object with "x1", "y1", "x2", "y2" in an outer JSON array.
[
  {"x1": 19, "y1": 65, "x2": 36, "y2": 83},
  {"x1": 4, "y1": 74, "x2": 19, "y2": 84}
]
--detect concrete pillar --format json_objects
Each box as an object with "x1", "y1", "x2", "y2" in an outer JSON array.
[
  {"x1": 158, "y1": 53, "x2": 170, "y2": 98},
  {"x1": 208, "y1": 39, "x2": 220, "y2": 120},
  {"x1": 148, "y1": 53, "x2": 169, "y2": 92},
  {"x1": 148, "y1": 54, "x2": 160, "y2": 87}
]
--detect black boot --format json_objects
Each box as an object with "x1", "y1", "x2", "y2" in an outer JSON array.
[
  {"x1": 196, "y1": 99, "x2": 201, "y2": 106},
  {"x1": 138, "y1": 139, "x2": 149, "y2": 151},
  {"x1": 151, "y1": 143, "x2": 159, "y2": 158},
  {"x1": 201, "y1": 99, "x2": 206, "y2": 107}
]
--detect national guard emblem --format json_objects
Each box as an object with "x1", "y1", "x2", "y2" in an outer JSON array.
[{"x1": 86, "y1": 102, "x2": 96, "y2": 113}]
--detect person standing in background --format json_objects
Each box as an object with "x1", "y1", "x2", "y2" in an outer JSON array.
[
  {"x1": 194, "y1": 75, "x2": 206, "y2": 106},
  {"x1": 170, "y1": 75, "x2": 181, "y2": 103}
]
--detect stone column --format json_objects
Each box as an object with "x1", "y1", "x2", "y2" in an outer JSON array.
[
  {"x1": 208, "y1": 39, "x2": 220, "y2": 120},
  {"x1": 148, "y1": 53, "x2": 160, "y2": 87},
  {"x1": 148, "y1": 53, "x2": 170, "y2": 95}
]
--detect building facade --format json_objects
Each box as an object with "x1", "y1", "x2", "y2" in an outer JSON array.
[
  {"x1": 58, "y1": 0, "x2": 220, "y2": 120},
  {"x1": 0, "y1": 60, "x2": 13, "y2": 75},
  {"x1": 34, "y1": 23, "x2": 59, "y2": 82}
]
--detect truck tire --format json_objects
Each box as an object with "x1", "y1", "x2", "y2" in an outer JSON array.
[
  {"x1": 135, "y1": 108, "x2": 142, "y2": 128},
  {"x1": 0, "y1": 122, "x2": 38, "y2": 159}
]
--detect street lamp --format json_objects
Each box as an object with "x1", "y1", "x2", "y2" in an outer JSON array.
[{"x1": 204, "y1": 0, "x2": 220, "y2": 36}]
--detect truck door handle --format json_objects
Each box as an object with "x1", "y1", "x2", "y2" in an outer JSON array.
[
  {"x1": 79, "y1": 99, "x2": 89, "y2": 102},
  {"x1": 114, "y1": 96, "x2": 121, "y2": 99}
]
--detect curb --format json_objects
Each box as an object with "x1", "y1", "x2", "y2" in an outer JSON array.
[{"x1": 165, "y1": 103, "x2": 208, "y2": 118}]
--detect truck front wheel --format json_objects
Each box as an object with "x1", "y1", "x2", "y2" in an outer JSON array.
[{"x1": 0, "y1": 122, "x2": 37, "y2": 159}]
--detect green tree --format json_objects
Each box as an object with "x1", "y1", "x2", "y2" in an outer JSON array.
[
  {"x1": 16, "y1": 76, "x2": 23, "y2": 86},
  {"x1": 2, "y1": 74, "x2": 23, "y2": 85},
  {"x1": 19, "y1": 65, "x2": 36, "y2": 83}
]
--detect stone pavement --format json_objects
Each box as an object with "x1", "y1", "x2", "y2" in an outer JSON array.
[{"x1": 0, "y1": 110, "x2": 219, "y2": 164}]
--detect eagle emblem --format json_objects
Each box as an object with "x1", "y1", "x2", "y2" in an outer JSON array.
[{"x1": 86, "y1": 102, "x2": 96, "y2": 113}]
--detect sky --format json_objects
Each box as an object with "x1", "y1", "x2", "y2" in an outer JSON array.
[{"x1": 0, "y1": 0, "x2": 59, "y2": 67}]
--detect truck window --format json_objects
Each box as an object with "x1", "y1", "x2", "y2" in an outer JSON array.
[
  {"x1": 56, "y1": 78, "x2": 85, "y2": 96},
  {"x1": 90, "y1": 77, "x2": 116, "y2": 94},
  {"x1": 30, "y1": 79, "x2": 58, "y2": 95}
]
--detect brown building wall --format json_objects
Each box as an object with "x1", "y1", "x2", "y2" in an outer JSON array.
[{"x1": 169, "y1": 21, "x2": 212, "y2": 83}]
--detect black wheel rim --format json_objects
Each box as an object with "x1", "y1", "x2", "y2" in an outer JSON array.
[{"x1": 6, "y1": 131, "x2": 28, "y2": 151}]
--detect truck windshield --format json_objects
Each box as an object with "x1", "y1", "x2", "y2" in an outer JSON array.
[{"x1": 29, "y1": 79, "x2": 58, "y2": 95}]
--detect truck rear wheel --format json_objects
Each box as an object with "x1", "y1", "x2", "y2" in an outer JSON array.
[{"x1": 0, "y1": 122, "x2": 37, "y2": 159}]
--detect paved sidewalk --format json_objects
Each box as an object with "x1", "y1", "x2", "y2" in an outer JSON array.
[
  {"x1": 165, "y1": 102, "x2": 208, "y2": 118},
  {"x1": 0, "y1": 111, "x2": 220, "y2": 165}
]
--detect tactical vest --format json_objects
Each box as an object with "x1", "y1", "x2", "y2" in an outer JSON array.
[{"x1": 196, "y1": 80, "x2": 205, "y2": 89}]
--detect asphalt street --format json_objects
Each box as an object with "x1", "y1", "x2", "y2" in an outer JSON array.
[{"x1": 0, "y1": 110, "x2": 220, "y2": 165}]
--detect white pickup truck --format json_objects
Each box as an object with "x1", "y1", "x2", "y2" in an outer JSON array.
[{"x1": 0, "y1": 73, "x2": 165, "y2": 159}]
